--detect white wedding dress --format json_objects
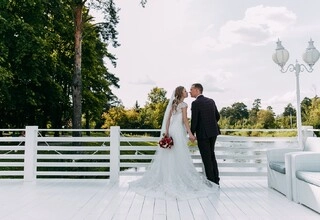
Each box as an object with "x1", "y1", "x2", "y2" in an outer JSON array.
[{"x1": 129, "y1": 102, "x2": 218, "y2": 200}]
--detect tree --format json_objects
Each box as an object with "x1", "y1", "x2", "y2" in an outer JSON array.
[
  {"x1": 252, "y1": 98, "x2": 261, "y2": 111},
  {"x1": 71, "y1": 0, "x2": 148, "y2": 133},
  {"x1": 140, "y1": 0, "x2": 148, "y2": 7},
  {"x1": 141, "y1": 87, "x2": 168, "y2": 129},
  {"x1": 280, "y1": 103, "x2": 296, "y2": 128},
  {"x1": 0, "y1": 0, "x2": 74, "y2": 128},
  {"x1": 249, "y1": 99, "x2": 261, "y2": 125},
  {"x1": 146, "y1": 87, "x2": 167, "y2": 104},
  {"x1": 133, "y1": 101, "x2": 140, "y2": 112},
  {"x1": 231, "y1": 102, "x2": 249, "y2": 120},
  {"x1": 71, "y1": 0, "x2": 120, "y2": 136},
  {"x1": 305, "y1": 96, "x2": 320, "y2": 129},
  {"x1": 81, "y1": 16, "x2": 120, "y2": 130},
  {"x1": 0, "y1": 0, "x2": 120, "y2": 130},
  {"x1": 301, "y1": 97, "x2": 312, "y2": 122},
  {"x1": 256, "y1": 109, "x2": 276, "y2": 129},
  {"x1": 283, "y1": 103, "x2": 296, "y2": 117},
  {"x1": 101, "y1": 87, "x2": 168, "y2": 132},
  {"x1": 101, "y1": 105, "x2": 126, "y2": 128},
  {"x1": 220, "y1": 102, "x2": 248, "y2": 126},
  {"x1": 220, "y1": 107, "x2": 232, "y2": 118}
]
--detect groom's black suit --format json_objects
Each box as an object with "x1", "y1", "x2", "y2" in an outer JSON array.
[{"x1": 191, "y1": 95, "x2": 220, "y2": 184}]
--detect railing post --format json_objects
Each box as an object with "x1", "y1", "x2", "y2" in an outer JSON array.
[
  {"x1": 110, "y1": 126, "x2": 120, "y2": 183},
  {"x1": 301, "y1": 126, "x2": 314, "y2": 149},
  {"x1": 24, "y1": 126, "x2": 38, "y2": 182}
]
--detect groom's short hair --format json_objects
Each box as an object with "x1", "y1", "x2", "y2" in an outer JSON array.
[{"x1": 192, "y1": 83, "x2": 203, "y2": 94}]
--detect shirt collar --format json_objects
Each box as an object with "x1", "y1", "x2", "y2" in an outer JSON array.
[{"x1": 196, "y1": 94, "x2": 203, "y2": 99}]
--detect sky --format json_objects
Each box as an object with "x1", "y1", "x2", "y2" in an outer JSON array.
[{"x1": 97, "y1": 0, "x2": 320, "y2": 115}]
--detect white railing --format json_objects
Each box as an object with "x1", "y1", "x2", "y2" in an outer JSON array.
[
  {"x1": 0, "y1": 128, "x2": 25, "y2": 178},
  {"x1": 0, "y1": 126, "x2": 316, "y2": 182}
]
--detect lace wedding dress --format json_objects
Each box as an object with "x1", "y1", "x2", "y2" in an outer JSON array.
[{"x1": 129, "y1": 102, "x2": 218, "y2": 200}]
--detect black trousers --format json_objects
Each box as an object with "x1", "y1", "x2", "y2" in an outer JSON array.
[{"x1": 197, "y1": 136, "x2": 220, "y2": 184}]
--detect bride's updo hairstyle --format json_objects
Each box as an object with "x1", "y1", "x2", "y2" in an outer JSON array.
[{"x1": 171, "y1": 86, "x2": 184, "y2": 113}]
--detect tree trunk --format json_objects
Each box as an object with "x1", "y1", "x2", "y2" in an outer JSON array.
[
  {"x1": 72, "y1": 4, "x2": 83, "y2": 137},
  {"x1": 85, "y1": 111, "x2": 91, "y2": 136}
]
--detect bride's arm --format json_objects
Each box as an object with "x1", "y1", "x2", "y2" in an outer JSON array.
[
  {"x1": 165, "y1": 109, "x2": 172, "y2": 136},
  {"x1": 182, "y1": 107, "x2": 195, "y2": 139}
]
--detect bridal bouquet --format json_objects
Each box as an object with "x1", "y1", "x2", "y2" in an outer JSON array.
[{"x1": 159, "y1": 134, "x2": 174, "y2": 149}]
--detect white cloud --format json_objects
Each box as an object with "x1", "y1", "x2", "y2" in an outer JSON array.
[
  {"x1": 189, "y1": 69, "x2": 233, "y2": 93},
  {"x1": 224, "y1": 5, "x2": 296, "y2": 45},
  {"x1": 192, "y1": 36, "x2": 217, "y2": 51},
  {"x1": 108, "y1": 0, "x2": 320, "y2": 116},
  {"x1": 265, "y1": 85, "x2": 319, "y2": 112},
  {"x1": 220, "y1": 20, "x2": 271, "y2": 46},
  {"x1": 194, "y1": 5, "x2": 297, "y2": 51},
  {"x1": 263, "y1": 89, "x2": 317, "y2": 114},
  {"x1": 244, "y1": 5, "x2": 296, "y2": 33},
  {"x1": 130, "y1": 75, "x2": 157, "y2": 85},
  {"x1": 265, "y1": 91, "x2": 296, "y2": 110}
]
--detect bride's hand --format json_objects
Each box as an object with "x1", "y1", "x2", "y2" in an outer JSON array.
[{"x1": 189, "y1": 134, "x2": 196, "y2": 142}]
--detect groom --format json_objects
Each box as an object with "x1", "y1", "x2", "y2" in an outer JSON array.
[{"x1": 189, "y1": 83, "x2": 221, "y2": 185}]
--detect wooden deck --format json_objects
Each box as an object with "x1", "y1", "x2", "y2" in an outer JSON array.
[{"x1": 0, "y1": 176, "x2": 319, "y2": 220}]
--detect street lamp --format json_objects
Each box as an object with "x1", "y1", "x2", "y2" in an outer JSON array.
[{"x1": 272, "y1": 39, "x2": 320, "y2": 148}]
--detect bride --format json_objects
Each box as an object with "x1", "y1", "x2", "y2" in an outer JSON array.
[{"x1": 129, "y1": 86, "x2": 219, "y2": 200}]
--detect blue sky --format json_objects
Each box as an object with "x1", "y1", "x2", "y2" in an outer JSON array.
[{"x1": 98, "y1": 0, "x2": 320, "y2": 115}]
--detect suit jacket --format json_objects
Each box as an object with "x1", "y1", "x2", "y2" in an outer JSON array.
[{"x1": 191, "y1": 95, "x2": 220, "y2": 140}]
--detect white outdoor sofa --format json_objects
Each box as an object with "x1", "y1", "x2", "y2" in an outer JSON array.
[
  {"x1": 266, "y1": 136, "x2": 320, "y2": 200},
  {"x1": 291, "y1": 152, "x2": 320, "y2": 213}
]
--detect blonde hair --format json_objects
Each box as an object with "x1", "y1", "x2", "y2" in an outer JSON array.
[{"x1": 171, "y1": 86, "x2": 184, "y2": 112}]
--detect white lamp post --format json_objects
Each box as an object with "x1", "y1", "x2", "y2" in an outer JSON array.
[{"x1": 272, "y1": 39, "x2": 320, "y2": 148}]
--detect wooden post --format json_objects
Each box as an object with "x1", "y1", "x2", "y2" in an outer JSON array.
[
  {"x1": 110, "y1": 126, "x2": 120, "y2": 183},
  {"x1": 24, "y1": 126, "x2": 38, "y2": 182}
]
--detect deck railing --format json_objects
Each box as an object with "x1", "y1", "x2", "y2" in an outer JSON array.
[{"x1": 0, "y1": 126, "x2": 315, "y2": 182}]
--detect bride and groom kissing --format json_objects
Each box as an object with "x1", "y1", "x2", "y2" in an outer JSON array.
[{"x1": 130, "y1": 83, "x2": 221, "y2": 199}]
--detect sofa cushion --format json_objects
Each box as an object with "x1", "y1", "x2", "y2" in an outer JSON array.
[
  {"x1": 269, "y1": 162, "x2": 286, "y2": 174},
  {"x1": 296, "y1": 171, "x2": 320, "y2": 187},
  {"x1": 304, "y1": 137, "x2": 320, "y2": 152}
]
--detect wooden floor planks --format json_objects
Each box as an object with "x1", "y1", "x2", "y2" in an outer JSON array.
[{"x1": 0, "y1": 177, "x2": 319, "y2": 220}]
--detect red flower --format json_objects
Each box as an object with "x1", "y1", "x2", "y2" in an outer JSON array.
[{"x1": 159, "y1": 134, "x2": 174, "y2": 149}]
